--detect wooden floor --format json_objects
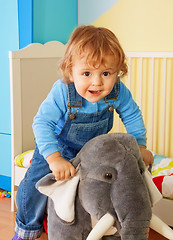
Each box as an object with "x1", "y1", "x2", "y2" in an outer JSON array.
[
  {"x1": 0, "y1": 192, "x2": 47, "y2": 240},
  {"x1": 0, "y1": 191, "x2": 169, "y2": 240}
]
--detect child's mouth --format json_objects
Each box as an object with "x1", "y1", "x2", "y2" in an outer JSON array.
[{"x1": 88, "y1": 90, "x2": 101, "y2": 95}]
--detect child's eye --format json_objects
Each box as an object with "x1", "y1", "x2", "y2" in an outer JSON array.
[
  {"x1": 102, "y1": 72, "x2": 110, "y2": 76},
  {"x1": 83, "y1": 72, "x2": 91, "y2": 77}
]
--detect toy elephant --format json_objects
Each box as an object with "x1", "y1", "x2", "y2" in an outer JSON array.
[{"x1": 36, "y1": 133, "x2": 173, "y2": 240}]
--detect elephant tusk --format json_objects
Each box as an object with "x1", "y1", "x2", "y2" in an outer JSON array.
[
  {"x1": 86, "y1": 213, "x2": 115, "y2": 240},
  {"x1": 150, "y1": 213, "x2": 173, "y2": 240}
]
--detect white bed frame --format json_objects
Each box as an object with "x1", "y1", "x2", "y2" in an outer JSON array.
[
  {"x1": 9, "y1": 42, "x2": 173, "y2": 227},
  {"x1": 9, "y1": 41, "x2": 66, "y2": 211}
]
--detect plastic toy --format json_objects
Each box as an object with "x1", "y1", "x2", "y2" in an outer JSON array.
[{"x1": 0, "y1": 191, "x2": 11, "y2": 198}]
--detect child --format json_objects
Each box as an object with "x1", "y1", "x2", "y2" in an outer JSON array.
[{"x1": 12, "y1": 25, "x2": 153, "y2": 240}]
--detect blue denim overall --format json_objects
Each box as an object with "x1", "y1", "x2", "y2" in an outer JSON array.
[{"x1": 15, "y1": 82, "x2": 119, "y2": 239}]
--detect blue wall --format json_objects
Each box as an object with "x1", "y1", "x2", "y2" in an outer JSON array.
[
  {"x1": 0, "y1": 0, "x2": 77, "y2": 191},
  {"x1": 18, "y1": 0, "x2": 33, "y2": 49},
  {"x1": 0, "y1": 0, "x2": 19, "y2": 191},
  {"x1": 0, "y1": 0, "x2": 19, "y2": 134}
]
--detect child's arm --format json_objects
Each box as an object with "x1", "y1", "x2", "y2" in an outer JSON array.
[
  {"x1": 116, "y1": 82, "x2": 154, "y2": 166},
  {"x1": 46, "y1": 151, "x2": 76, "y2": 181},
  {"x1": 139, "y1": 145, "x2": 154, "y2": 166}
]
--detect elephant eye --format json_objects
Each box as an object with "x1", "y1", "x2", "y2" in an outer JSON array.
[{"x1": 105, "y1": 172, "x2": 113, "y2": 180}]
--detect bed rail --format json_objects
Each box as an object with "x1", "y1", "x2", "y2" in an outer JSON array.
[{"x1": 113, "y1": 52, "x2": 173, "y2": 157}]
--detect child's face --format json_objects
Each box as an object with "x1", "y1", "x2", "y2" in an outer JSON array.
[{"x1": 69, "y1": 54, "x2": 118, "y2": 103}]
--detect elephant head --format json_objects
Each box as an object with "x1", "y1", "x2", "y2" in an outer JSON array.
[{"x1": 36, "y1": 133, "x2": 173, "y2": 240}]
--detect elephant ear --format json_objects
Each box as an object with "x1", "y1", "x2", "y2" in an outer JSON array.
[{"x1": 36, "y1": 169, "x2": 80, "y2": 224}]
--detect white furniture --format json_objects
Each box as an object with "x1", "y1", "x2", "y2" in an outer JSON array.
[{"x1": 9, "y1": 41, "x2": 66, "y2": 211}]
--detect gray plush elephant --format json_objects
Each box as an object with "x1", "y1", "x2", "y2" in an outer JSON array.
[{"x1": 36, "y1": 133, "x2": 173, "y2": 240}]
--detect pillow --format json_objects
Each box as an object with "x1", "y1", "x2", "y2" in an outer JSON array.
[
  {"x1": 15, "y1": 150, "x2": 34, "y2": 168},
  {"x1": 152, "y1": 154, "x2": 173, "y2": 199}
]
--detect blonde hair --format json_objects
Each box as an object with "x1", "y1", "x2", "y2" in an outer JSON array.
[{"x1": 60, "y1": 25, "x2": 128, "y2": 83}]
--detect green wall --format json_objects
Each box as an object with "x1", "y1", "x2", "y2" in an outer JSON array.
[{"x1": 33, "y1": 0, "x2": 77, "y2": 44}]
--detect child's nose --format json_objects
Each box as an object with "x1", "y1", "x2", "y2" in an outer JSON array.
[{"x1": 91, "y1": 75, "x2": 103, "y2": 86}]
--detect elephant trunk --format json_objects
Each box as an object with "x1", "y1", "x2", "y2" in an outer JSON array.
[{"x1": 120, "y1": 220, "x2": 150, "y2": 240}]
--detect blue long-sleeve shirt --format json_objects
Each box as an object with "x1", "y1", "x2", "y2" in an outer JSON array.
[{"x1": 33, "y1": 79, "x2": 146, "y2": 159}]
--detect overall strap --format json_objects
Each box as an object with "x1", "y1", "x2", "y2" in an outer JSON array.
[
  {"x1": 104, "y1": 78, "x2": 120, "y2": 103},
  {"x1": 67, "y1": 83, "x2": 82, "y2": 109}
]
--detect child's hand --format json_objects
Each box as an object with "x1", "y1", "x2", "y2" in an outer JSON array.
[
  {"x1": 46, "y1": 152, "x2": 76, "y2": 181},
  {"x1": 139, "y1": 145, "x2": 154, "y2": 166}
]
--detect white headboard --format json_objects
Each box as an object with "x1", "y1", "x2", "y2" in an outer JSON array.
[{"x1": 9, "y1": 41, "x2": 66, "y2": 158}]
